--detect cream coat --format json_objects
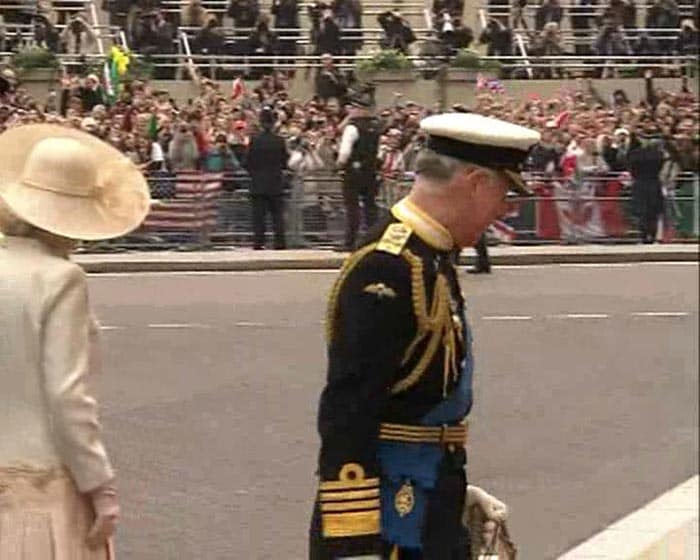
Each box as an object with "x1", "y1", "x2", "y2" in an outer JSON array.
[{"x1": 0, "y1": 235, "x2": 114, "y2": 492}]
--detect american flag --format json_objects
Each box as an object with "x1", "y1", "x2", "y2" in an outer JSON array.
[{"x1": 141, "y1": 172, "x2": 224, "y2": 232}]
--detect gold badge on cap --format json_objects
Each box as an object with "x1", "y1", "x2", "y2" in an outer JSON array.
[
  {"x1": 363, "y1": 283, "x2": 397, "y2": 299},
  {"x1": 395, "y1": 481, "x2": 415, "y2": 517}
]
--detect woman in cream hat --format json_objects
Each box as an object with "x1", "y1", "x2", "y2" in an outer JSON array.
[{"x1": 0, "y1": 124, "x2": 150, "y2": 559}]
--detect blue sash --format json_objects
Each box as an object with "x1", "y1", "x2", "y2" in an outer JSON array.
[{"x1": 378, "y1": 319, "x2": 473, "y2": 549}]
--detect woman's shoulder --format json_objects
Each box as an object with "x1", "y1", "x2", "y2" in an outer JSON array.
[{"x1": 2, "y1": 236, "x2": 85, "y2": 289}]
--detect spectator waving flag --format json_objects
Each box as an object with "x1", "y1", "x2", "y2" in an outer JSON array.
[
  {"x1": 231, "y1": 76, "x2": 247, "y2": 101},
  {"x1": 104, "y1": 46, "x2": 130, "y2": 105}
]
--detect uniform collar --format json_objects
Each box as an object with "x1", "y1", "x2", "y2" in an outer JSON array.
[{"x1": 391, "y1": 198, "x2": 454, "y2": 252}]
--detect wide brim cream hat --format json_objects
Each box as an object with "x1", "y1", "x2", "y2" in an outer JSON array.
[{"x1": 0, "y1": 124, "x2": 150, "y2": 241}]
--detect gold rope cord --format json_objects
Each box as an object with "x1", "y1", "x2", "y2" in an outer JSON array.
[
  {"x1": 402, "y1": 249, "x2": 430, "y2": 332},
  {"x1": 391, "y1": 261, "x2": 454, "y2": 395},
  {"x1": 325, "y1": 243, "x2": 379, "y2": 343},
  {"x1": 325, "y1": 244, "x2": 461, "y2": 395}
]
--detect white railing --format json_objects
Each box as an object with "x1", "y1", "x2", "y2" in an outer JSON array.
[
  {"x1": 480, "y1": 2, "x2": 696, "y2": 12},
  {"x1": 119, "y1": 29, "x2": 129, "y2": 50},
  {"x1": 179, "y1": 30, "x2": 198, "y2": 82},
  {"x1": 41, "y1": 51, "x2": 696, "y2": 70},
  {"x1": 478, "y1": 8, "x2": 488, "y2": 30},
  {"x1": 515, "y1": 32, "x2": 534, "y2": 79},
  {"x1": 89, "y1": 0, "x2": 105, "y2": 58}
]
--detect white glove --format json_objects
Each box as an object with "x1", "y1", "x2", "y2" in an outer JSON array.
[
  {"x1": 86, "y1": 481, "x2": 120, "y2": 549},
  {"x1": 466, "y1": 485, "x2": 508, "y2": 523}
]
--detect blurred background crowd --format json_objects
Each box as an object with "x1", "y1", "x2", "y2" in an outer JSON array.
[
  {"x1": 0, "y1": 0, "x2": 698, "y2": 246},
  {"x1": 1, "y1": 65, "x2": 696, "y2": 185}
]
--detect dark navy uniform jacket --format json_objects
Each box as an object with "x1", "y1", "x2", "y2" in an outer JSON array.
[{"x1": 310, "y1": 198, "x2": 474, "y2": 559}]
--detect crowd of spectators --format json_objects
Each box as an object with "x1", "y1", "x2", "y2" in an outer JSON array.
[
  {"x1": 483, "y1": 0, "x2": 699, "y2": 78},
  {"x1": 1, "y1": 61, "x2": 696, "y2": 188},
  {"x1": 0, "y1": 2, "x2": 105, "y2": 55},
  {"x1": 0, "y1": 54, "x2": 697, "y2": 242}
]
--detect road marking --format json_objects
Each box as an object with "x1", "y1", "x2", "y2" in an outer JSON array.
[
  {"x1": 631, "y1": 311, "x2": 690, "y2": 317},
  {"x1": 89, "y1": 270, "x2": 338, "y2": 277},
  {"x1": 488, "y1": 262, "x2": 698, "y2": 271},
  {"x1": 548, "y1": 313, "x2": 610, "y2": 319},
  {"x1": 482, "y1": 315, "x2": 533, "y2": 321},
  {"x1": 147, "y1": 323, "x2": 211, "y2": 329},
  {"x1": 558, "y1": 263, "x2": 639, "y2": 268},
  {"x1": 99, "y1": 325, "x2": 124, "y2": 331},
  {"x1": 560, "y1": 262, "x2": 700, "y2": 269},
  {"x1": 234, "y1": 321, "x2": 268, "y2": 327}
]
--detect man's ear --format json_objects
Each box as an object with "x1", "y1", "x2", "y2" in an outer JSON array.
[
  {"x1": 460, "y1": 165, "x2": 496, "y2": 192},
  {"x1": 449, "y1": 165, "x2": 481, "y2": 201}
]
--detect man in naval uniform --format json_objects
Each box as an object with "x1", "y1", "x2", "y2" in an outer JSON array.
[
  {"x1": 309, "y1": 113, "x2": 540, "y2": 559},
  {"x1": 336, "y1": 90, "x2": 382, "y2": 251}
]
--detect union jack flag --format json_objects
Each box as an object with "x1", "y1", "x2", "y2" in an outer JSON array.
[{"x1": 486, "y1": 79, "x2": 505, "y2": 94}]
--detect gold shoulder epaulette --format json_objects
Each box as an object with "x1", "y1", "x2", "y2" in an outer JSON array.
[{"x1": 376, "y1": 223, "x2": 413, "y2": 256}]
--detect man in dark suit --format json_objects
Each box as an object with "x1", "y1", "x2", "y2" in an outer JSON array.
[
  {"x1": 627, "y1": 127, "x2": 665, "y2": 243},
  {"x1": 246, "y1": 106, "x2": 290, "y2": 249}
]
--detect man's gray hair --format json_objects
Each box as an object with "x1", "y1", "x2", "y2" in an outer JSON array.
[{"x1": 414, "y1": 149, "x2": 470, "y2": 182}]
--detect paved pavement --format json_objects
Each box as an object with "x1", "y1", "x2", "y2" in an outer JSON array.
[
  {"x1": 87, "y1": 263, "x2": 699, "y2": 559},
  {"x1": 75, "y1": 243, "x2": 699, "y2": 273}
]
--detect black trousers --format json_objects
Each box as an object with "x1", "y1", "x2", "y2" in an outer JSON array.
[
  {"x1": 474, "y1": 233, "x2": 491, "y2": 271},
  {"x1": 638, "y1": 203, "x2": 662, "y2": 244},
  {"x1": 342, "y1": 169, "x2": 378, "y2": 250},
  {"x1": 636, "y1": 190, "x2": 663, "y2": 244},
  {"x1": 251, "y1": 194, "x2": 286, "y2": 249}
]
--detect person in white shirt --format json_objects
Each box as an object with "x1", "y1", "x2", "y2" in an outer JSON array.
[{"x1": 335, "y1": 90, "x2": 381, "y2": 250}]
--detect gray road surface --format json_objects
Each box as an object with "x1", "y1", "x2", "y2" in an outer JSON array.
[{"x1": 87, "y1": 263, "x2": 699, "y2": 560}]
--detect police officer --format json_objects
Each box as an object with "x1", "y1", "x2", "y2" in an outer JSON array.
[
  {"x1": 336, "y1": 90, "x2": 382, "y2": 251},
  {"x1": 309, "y1": 113, "x2": 540, "y2": 559}
]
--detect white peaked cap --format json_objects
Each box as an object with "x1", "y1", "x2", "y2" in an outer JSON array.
[{"x1": 419, "y1": 112, "x2": 541, "y2": 194}]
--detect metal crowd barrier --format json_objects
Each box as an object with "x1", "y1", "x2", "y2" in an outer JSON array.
[
  {"x1": 82, "y1": 171, "x2": 699, "y2": 252},
  {"x1": 20, "y1": 50, "x2": 694, "y2": 73}
]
